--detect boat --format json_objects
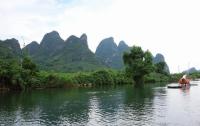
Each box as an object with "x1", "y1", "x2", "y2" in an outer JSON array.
[
  {"x1": 167, "y1": 83, "x2": 197, "y2": 89},
  {"x1": 167, "y1": 83, "x2": 189, "y2": 89},
  {"x1": 167, "y1": 75, "x2": 199, "y2": 89}
]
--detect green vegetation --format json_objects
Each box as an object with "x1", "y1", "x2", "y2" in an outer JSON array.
[
  {"x1": 155, "y1": 62, "x2": 169, "y2": 75},
  {"x1": 0, "y1": 39, "x2": 21, "y2": 60},
  {"x1": 123, "y1": 46, "x2": 154, "y2": 87},
  {"x1": 1, "y1": 36, "x2": 199, "y2": 91},
  {"x1": 37, "y1": 69, "x2": 132, "y2": 88},
  {"x1": 0, "y1": 55, "x2": 172, "y2": 91},
  {"x1": 153, "y1": 53, "x2": 170, "y2": 74},
  {"x1": 145, "y1": 72, "x2": 170, "y2": 83},
  {"x1": 189, "y1": 72, "x2": 200, "y2": 79},
  {"x1": 0, "y1": 57, "x2": 132, "y2": 90},
  {"x1": 0, "y1": 44, "x2": 187, "y2": 91},
  {"x1": 0, "y1": 57, "x2": 40, "y2": 90},
  {"x1": 95, "y1": 37, "x2": 130, "y2": 69},
  {"x1": 169, "y1": 72, "x2": 200, "y2": 82},
  {"x1": 122, "y1": 46, "x2": 181, "y2": 87},
  {"x1": 1, "y1": 55, "x2": 199, "y2": 91},
  {"x1": 26, "y1": 31, "x2": 105, "y2": 72}
]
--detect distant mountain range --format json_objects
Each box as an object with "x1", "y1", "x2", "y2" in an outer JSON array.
[
  {"x1": 0, "y1": 31, "x2": 170, "y2": 73},
  {"x1": 182, "y1": 67, "x2": 199, "y2": 74}
]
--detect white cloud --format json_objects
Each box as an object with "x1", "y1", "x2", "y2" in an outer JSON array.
[{"x1": 1, "y1": 0, "x2": 200, "y2": 73}]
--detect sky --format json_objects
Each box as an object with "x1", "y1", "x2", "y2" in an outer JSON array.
[{"x1": 0, "y1": 0, "x2": 200, "y2": 73}]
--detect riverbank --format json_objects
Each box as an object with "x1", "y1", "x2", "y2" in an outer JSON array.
[
  {"x1": 1, "y1": 58, "x2": 200, "y2": 91},
  {"x1": 26, "y1": 69, "x2": 133, "y2": 89},
  {"x1": 1, "y1": 71, "x2": 200, "y2": 91},
  {"x1": 0, "y1": 69, "x2": 175, "y2": 91},
  {"x1": 29, "y1": 71, "x2": 200, "y2": 89}
]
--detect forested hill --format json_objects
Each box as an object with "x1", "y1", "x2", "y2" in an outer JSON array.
[
  {"x1": 23, "y1": 31, "x2": 105, "y2": 72},
  {"x1": 0, "y1": 38, "x2": 21, "y2": 60},
  {"x1": 0, "y1": 31, "x2": 170, "y2": 73},
  {"x1": 153, "y1": 53, "x2": 170, "y2": 74},
  {"x1": 95, "y1": 37, "x2": 129, "y2": 69}
]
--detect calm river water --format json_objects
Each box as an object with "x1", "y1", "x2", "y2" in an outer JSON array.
[{"x1": 1, "y1": 81, "x2": 200, "y2": 126}]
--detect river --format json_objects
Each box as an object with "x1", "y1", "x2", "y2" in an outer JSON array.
[{"x1": 0, "y1": 81, "x2": 200, "y2": 126}]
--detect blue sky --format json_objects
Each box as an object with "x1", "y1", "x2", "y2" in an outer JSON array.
[{"x1": 1, "y1": 0, "x2": 200, "y2": 73}]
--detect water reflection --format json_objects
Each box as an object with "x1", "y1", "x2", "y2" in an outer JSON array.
[
  {"x1": 122, "y1": 85, "x2": 155, "y2": 125},
  {"x1": 1, "y1": 82, "x2": 200, "y2": 126},
  {"x1": 87, "y1": 87, "x2": 125, "y2": 125},
  {"x1": 0, "y1": 89, "x2": 91, "y2": 125}
]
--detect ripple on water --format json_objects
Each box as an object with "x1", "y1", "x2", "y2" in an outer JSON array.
[{"x1": 1, "y1": 83, "x2": 200, "y2": 126}]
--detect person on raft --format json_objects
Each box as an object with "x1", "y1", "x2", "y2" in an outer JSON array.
[{"x1": 178, "y1": 74, "x2": 190, "y2": 86}]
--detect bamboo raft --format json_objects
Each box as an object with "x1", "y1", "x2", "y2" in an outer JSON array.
[{"x1": 167, "y1": 83, "x2": 198, "y2": 89}]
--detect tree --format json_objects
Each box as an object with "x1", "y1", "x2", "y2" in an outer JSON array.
[
  {"x1": 123, "y1": 46, "x2": 154, "y2": 87},
  {"x1": 155, "y1": 62, "x2": 168, "y2": 75},
  {"x1": 22, "y1": 56, "x2": 37, "y2": 76},
  {"x1": 0, "y1": 56, "x2": 39, "y2": 90},
  {"x1": 0, "y1": 59, "x2": 22, "y2": 89},
  {"x1": 21, "y1": 56, "x2": 39, "y2": 88}
]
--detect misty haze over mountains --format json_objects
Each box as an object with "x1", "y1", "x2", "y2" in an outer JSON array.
[{"x1": 0, "y1": 31, "x2": 170, "y2": 73}]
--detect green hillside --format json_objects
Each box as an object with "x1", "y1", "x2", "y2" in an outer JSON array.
[
  {"x1": 95, "y1": 37, "x2": 129, "y2": 69},
  {"x1": 24, "y1": 31, "x2": 106, "y2": 72},
  {"x1": 0, "y1": 38, "x2": 21, "y2": 60},
  {"x1": 0, "y1": 31, "x2": 170, "y2": 73}
]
